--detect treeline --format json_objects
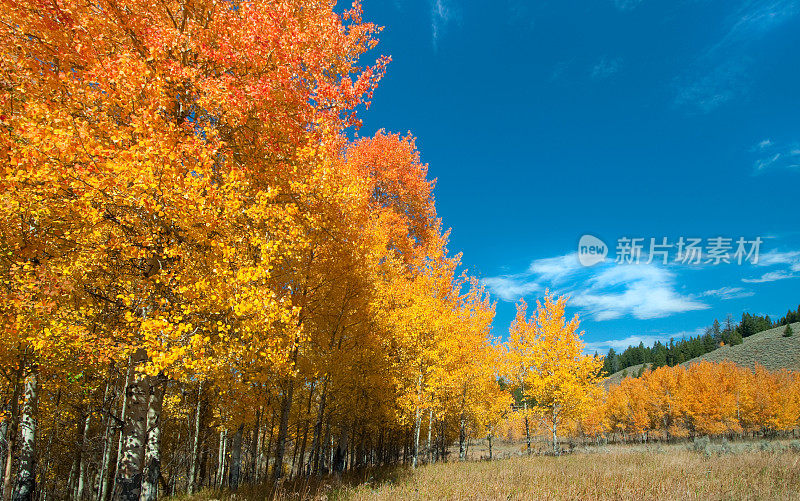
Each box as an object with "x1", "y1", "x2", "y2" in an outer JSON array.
[
  {"x1": 776, "y1": 305, "x2": 800, "y2": 327},
  {"x1": 0, "y1": 2, "x2": 510, "y2": 501},
  {"x1": 500, "y1": 361, "x2": 800, "y2": 445},
  {"x1": 602, "y1": 307, "x2": 798, "y2": 376},
  {"x1": 598, "y1": 362, "x2": 800, "y2": 439}
]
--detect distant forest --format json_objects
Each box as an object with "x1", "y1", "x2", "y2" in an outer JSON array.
[{"x1": 602, "y1": 303, "x2": 800, "y2": 376}]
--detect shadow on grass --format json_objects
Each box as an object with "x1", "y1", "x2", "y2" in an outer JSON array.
[{"x1": 172, "y1": 465, "x2": 414, "y2": 501}]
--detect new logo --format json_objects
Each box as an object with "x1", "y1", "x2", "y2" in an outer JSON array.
[{"x1": 578, "y1": 235, "x2": 607, "y2": 267}]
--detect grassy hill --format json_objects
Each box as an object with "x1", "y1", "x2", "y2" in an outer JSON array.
[{"x1": 605, "y1": 322, "x2": 800, "y2": 385}]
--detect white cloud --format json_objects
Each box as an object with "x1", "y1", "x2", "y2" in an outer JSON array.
[
  {"x1": 485, "y1": 255, "x2": 708, "y2": 321},
  {"x1": 752, "y1": 139, "x2": 800, "y2": 172},
  {"x1": 527, "y1": 253, "x2": 583, "y2": 283},
  {"x1": 481, "y1": 275, "x2": 540, "y2": 302},
  {"x1": 482, "y1": 253, "x2": 582, "y2": 302},
  {"x1": 716, "y1": 0, "x2": 799, "y2": 49},
  {"x1": 742, "y1": 248, "x2": 800, "y2": 282},
  {"x1": 431, "y1": 0, "x2": 459, "y2": 49},
  {"x1": 742, "y1": 270, "x2": 797, "y2": 283},
  {"x1": 701, "y1": 286, "x2": 754, "y2": 300},
  {"x1": 572, "y1": 264, "x2": 709, "y2": 320},
  {"x1": 756, "y1": 249, "x2": 800, "y2": 268}
]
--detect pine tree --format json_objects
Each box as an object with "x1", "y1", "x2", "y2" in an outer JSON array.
[{"x1": 784, "y1": 325, "x2": 794, "y2": 338}]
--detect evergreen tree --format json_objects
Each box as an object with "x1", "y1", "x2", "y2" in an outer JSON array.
[
  {"x1": 784, "y1": 324, "x2": 794, "y2": 338},
  {"x1": 711, "y1": 319, "x2": 722, "y2": 343}
]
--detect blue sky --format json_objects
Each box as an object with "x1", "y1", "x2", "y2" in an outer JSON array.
[{"x1": 355, "y1": 0, "x2": 800, "y2": 353}]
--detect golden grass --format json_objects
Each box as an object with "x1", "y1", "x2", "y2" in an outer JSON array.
[
  {"x1": 181, "y1": 442, "x2": 800, "y2": 501},
  {"x1": 332, "y1": 445, "x2": 800, "y2": 500}
]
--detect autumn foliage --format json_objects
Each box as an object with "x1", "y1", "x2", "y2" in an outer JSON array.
[{"x1": 0, "y1": 1, "x2": 798, "y2": 500}]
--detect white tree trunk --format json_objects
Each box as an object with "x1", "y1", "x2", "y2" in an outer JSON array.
[
  {"x1": 3, "y1": 361, "x2": 23, "y2": 501},
  {"x1": 216, "y1": 429, "x2": 226, "y2": 488},
  {"x1": 110, "y1": 356, "x2": 133, "y2": 499},
  {"x1": 96, "y1": 379, "x2": 114, "y2": 501},
  {"x1": 412, "y1": 408, "x2": 421, "y2": 469},
  {"x1": 76, "y1": 411, "x2": 91, "y2": 500},
  {"x1": 187, "y1": 383, "x2": 202, "y2": 495},
  {"x1": 426, "y1": 409, "x2": 433, "y2": 464},
  {"x1": 552, "y1": 405, "x2": 559, "y2": 455},
  {"x1": 113, "y1": 349, "x2": 148, "y2": 501},
  {"x1": 12, "y1": 368, "x2": 39, "y2": 501},
  {"x1": 140, "y1": 374, "x2": 165, "y2": 501}
]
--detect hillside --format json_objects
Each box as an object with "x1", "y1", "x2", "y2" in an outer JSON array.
[{"x1": 606, "y1": 322, "x2": 800, "y2": 385}]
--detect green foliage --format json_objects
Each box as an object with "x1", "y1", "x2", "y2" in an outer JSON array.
[{"x1": 784, "y1": 325, "x2": 794, "y2": 338}]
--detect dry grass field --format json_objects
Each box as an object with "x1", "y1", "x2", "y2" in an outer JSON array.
[{"x1": 179, "y1": 441, "x2": 800, "y2": 501}]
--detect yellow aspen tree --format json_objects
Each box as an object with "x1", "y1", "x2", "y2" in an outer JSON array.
[{"x1": 524, "y1": 291, "x2": 603, "y2": 454}]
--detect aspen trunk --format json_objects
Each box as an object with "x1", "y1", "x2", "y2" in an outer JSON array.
[
  {"x1": 109, "y1": 356, "x2": 133, "y2": 499},
  {"x1": 295, "y1": 382, "x2": 314, "y2": 478},
  {"x1": 2, "y1": 360, "x2": 23, "y2": 501},
  {"x1": 458, "y1": 414, "x2": 466, "y2": 461},
  {"x1": 253, "y1": 413, "x2": 263, "y2": 483},
  {"x1": 76, "y1": 411, "x2": 91, "y2": 500},
  {"x1": 332, "y1": 422, "x2": 349, "y2": 475},
  {"x1": 227, "y1": 425, "x2": 243, "y2": 490},
  {"x1": 140, "y1": 374, "x2": 165, "y2": 501},
  {"x1": 0, "y1": 418, "x2": 6, "y2": 501},
  {"x1": 215, "y1": 429, "x2": 226, "y2": 488},
  {"x1": 426, "y1": 409, "x2": 433, "y2": 464},
  {"x1": 272, "y1": 379, "x2": 294, "y2": 482},
  {"x1": 412, "y1": 407, "x2": 422, "y2": 469},
  {"x1": 551, "y1": 405, "x2": 558, "y2": 455},
  {"x1": 12, "y1": 368, "x2": 38, "y2": 501},
  {"x1": 411, "y1": 371, "x2": 423, "y2": 469},
  {"x1": 310, "y1": 378, "x2": 328, "y2": 474},
  {"x1": 96, "y1": 379, "x2": 115, "y2": 501},
  {"x1": 113, "y1": 349, "x2": 148, "y2": 501},
  {"x1": 249, "y1": 410, "x2": 259, "y2": 483},
  {"x1": 187, "y1": 383, "x2": 202, "y2": 495}
]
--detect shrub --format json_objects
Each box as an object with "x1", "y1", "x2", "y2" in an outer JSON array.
[{"x1": 691, "y1": 436, "x2": 711, "y2": 453}]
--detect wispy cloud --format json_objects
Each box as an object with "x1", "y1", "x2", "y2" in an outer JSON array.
[
  {"x1": 714, "y1": 0, "x2": 800, "y2": 50},
  {"x1": 752, "y1": 139, "x2": 800, "y2": 172},
  {"x1": 701, "y1": 286, "x2": 755, "y2": 300},
  {"x1": 431, "y1": 0, "x2": 460, "y2": 49},
  {"x1": 757, "y1": 249, "x2": 800, "y2": 269},
  {"x1": 742, "y1": 270, "x2": 797, "y2": 283},
  {"x1": 675, "y1": 59, "x2": 750, "y2": 113},
  {"x1": 676, "y1": 0, "x2": 799, "y2": 113},
  {"x1": 741, "y1": 248, "x2": 800, "y2": 282},
  {"x1": 527, "y1": 253, "x2": 583, "y2": 283},
  {"x1": 591, "y1": 56, "x2": 622, "y2": 80},
  {"x1": 481, "y1": 253, "x2": 582, "y2": 302},
  {"x1": 481, "y1": 275, "x2": 540, "y2": 302}
]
